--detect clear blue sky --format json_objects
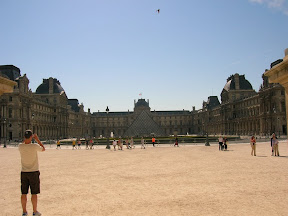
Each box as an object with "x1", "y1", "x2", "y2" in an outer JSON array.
[{"x1": 1, "y1": 0, "x2": 287, "y2": 112}]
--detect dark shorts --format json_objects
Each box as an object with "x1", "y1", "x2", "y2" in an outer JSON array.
[{"x1": 21, "y1": 171, "x2": 40, "y2": 194}]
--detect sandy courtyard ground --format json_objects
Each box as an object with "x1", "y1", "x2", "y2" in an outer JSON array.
[{"x1": 1, "y1": 142, "x2": 288, "y2": 216}]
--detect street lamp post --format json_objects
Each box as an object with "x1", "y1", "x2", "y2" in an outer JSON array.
[
  {"x1": 277, "y1": 117, "x2": 280, "y2": 137},
  {"x1": 31, "y1": 113, "x2": 34, "y2": 131},
  {"x1": 106, "y1": 106, "x2": 110, "y2": 149},
  {"x1": 202, "y1": 120, "x2": 210, "y2": 146},
  {"x1": 3, "y1": 118, "x2": 6, "y2": 148},
  {"x1": 272, "y1": 107, "x2": 280, "y2": 136},
  {"x1": 31, "y1": 113, "x2": 35, "y2": 143},
  {"x1": 205, "y1": 132, "x2": 210, "y2": 146}
]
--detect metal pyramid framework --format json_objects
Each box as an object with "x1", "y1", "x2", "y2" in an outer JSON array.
[{"x1": 123, "y1": 110, "x2": 165, "y2": 137}]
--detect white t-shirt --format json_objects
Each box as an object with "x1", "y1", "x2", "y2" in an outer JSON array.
[
  {"x1": 19, "y1": 143, "x2": 43, "y2": 172},
  {"x1": 218, "y1": 137, "x2": 223, "y2": 143},
  {"x1": 112, "y1": 140, "x2": 117, "y2": 146},
  {"x1": 272, "y1": 139, "x2": 279, "y2": 146}
]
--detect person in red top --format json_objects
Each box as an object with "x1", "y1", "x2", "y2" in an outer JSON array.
[
  {"x1": 174, "y1": 136, "x2": 179, "y2": 147},
  {"x1": 250, "y1": 135, "x2": 256, "y2": 156},
  {"x1": 152, "y1": 137, "x2": 156, "y2": 147}
]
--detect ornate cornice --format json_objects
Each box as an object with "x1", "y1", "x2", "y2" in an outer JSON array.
[
  {"x1": 0, "y1": 76, "x2": 17, "y2": 95},
  {"x1": 264, "y1": 49, "x2": 288, "y2": 88}
]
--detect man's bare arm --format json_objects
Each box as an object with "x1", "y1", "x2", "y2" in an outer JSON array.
[{"x1": 33, "y1": 134, "x2": 46, "y2": 151}]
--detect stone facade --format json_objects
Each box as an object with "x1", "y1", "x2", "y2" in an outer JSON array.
[
  {"x1": 91, "y1": 100, "x2": 191, "y2": 138},
  {"x1": 195, "y1": 73, "x2": 286, "y2": 136},
  {"x1": 0, "y1": 63, "x2": 286, "y2": 142},
  {"x1": 0, "y1": 65, "x2": 17, "y2": 96},
  {"x1": 264, "y1": 49, "x2": 288, "y2": 135}
]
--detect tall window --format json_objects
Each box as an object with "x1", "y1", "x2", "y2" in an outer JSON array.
[
  {"x1": 281, "y1": 102, "x2": 285, "y2": 112},
  {"x1": 9, "y1": 108, "x2": 12, "y2": 118}
]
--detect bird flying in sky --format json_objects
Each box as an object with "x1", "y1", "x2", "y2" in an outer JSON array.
[{"x1": 156, "y1": 9, "x2": 160, "y2": 14}]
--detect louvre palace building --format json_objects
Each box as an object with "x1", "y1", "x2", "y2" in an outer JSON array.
[{"x1": 0, "y1": 63, "x2": 286, "y2": 142}]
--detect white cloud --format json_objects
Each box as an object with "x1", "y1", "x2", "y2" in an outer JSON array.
[
  {"x1": 267, "y1": 0, "x2": 284, "y2": 8},
  {"x1": 249, "y1": 0, "x2": 288, "y2": 15},
  {"x1": 250, "y1": 0, "x2": 265, "y2": 3}
]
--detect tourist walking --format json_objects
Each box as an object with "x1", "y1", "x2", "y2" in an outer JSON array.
[
  {"x1": 125, "y1": 137, "x2": 130, "y2": 149},
  {"x1": 112, "y1": 139, "x2": 117, "y2": 151},
  {"x1": 56, "y1": 139, "x2": 61, "y2": 149},
  {"x1": 85, "y1": 139, "x2": 89, "y2": 150},
  {"x1": 130, "y1": 137, "x2": 134, "y2": 149},
  {"x1": 72, "y1": 139, "x2": 77, "y2": 150},
  {"x1": 118, "y1": 138, "x2": 123, "y2": 150},
  {"x1": 77, "y1": 139, "x2": 81, "y2": 149},
  {"x1": 141, "y1": 137, "x2": 146, "y2": 149},
  {"x1": 18, "y1": 130, "x2": 45, "y2": 216},
  {"x1": 250, "y1": 135, "x2": 256, "y2": 156},
  {"x1": 270, "y1": 133, "x2": 277, "y2": 156},
  {"x1": 271, "y1": 133, "x2": 279, "y2": 156},
  {"x1": 218, "y1": 136, "x2": 223, "y2": 151},
  {"x1": 89, "y1": 139, "x2": 94, "y2": 149},
  {"x1": 152, "y1": 137, "x2": 156, "y2": 147},
  {"x1": 223, "y1": 137, "x2": 228, "y2": 150},
  {"x1": 174, "y1": 136, "x2": 179, "y2": 147}
]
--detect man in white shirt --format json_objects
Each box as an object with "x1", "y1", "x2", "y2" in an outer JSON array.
[
  {"x1": 18, "y1": 130, "x2": 45, "y2": 216},
  {"x1": 218, "y1": 136, "x2": 223, "y2": 151}
]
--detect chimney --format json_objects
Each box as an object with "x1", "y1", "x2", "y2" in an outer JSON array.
[
  {"x1": 234, "y1": 73, "x2": 240, "y2": 90},
  {"x1": 49, "y1": 77, "x2": 54, "y2": 94}
]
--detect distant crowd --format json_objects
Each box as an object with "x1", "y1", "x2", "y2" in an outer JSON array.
[
  {"x1": 56, "y1": 136, "x2": 181, "y2": 150},
  {"x1": 217, "y1": 133, "x2": 280, "y2": 157}
]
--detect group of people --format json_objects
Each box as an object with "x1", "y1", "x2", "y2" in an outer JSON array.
[
  {"x1": 218, "y1": 134, "x2": 281, "y2": 156},
  {"x1": 218, "y1": 136, "x2": 228, "y2": 151},
  {"x1": 250, "y1": 133, "x2": 280, "y2": 156},
  {"x1": 56, "y1": 136, "x2": 173, "y2": 151},
  {"x1": 112, "y1": 137, "x2": 147, "y2": 150},
  {"x1": 56, "y1": 139, "x2": 95, "y2": 150}
]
